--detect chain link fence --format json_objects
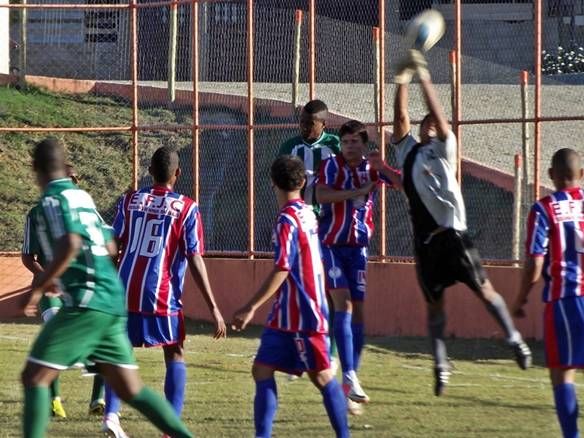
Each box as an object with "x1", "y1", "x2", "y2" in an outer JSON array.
[{"x1": 1, "y1": 0, "x2": 584, "y2": 262}]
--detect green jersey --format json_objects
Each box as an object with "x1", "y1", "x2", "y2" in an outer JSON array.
[
  {"x1": 278, "y1": 131, "x2": 340, "y2": 213},
  {"x1": 30, "y1": 178, "x2": 126, "y2": 316}
]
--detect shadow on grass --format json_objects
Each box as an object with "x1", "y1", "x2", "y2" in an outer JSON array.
[{"x1": 366, "y1": 336, "x2": 547, "y2": 368}]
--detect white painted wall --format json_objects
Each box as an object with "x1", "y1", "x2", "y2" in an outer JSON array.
[{"x1": 0, "y1": 0, "x2": 8, "y2": 74}]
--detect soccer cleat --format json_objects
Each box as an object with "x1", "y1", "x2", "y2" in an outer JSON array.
[
  {"x1": 347, "y1": 398, "x2": 364, "y2": 416},
  {"x1": 89, "y1": 398, "x2": 106, "y2": 416},
  {"x1": 102, "y1": 414, "x2": 129, "y2": 438},
  {"x1": 329, "y1": 357, "x2": 339, "y2": 377},
  {"x1": 433, "y1": 366, "x2": 451, "y2": 397},
  {"x1": 51, "y1": 397, "x2": 67, "y2": 418},
  {"x1": 511, "y1": 339, "x2": 532, "y2": 370},
  {"x1": 342, "y1": 372, "x2": 370, "y2": 404}
]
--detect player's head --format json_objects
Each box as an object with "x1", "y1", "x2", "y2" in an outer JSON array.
[
  {"x1": 299, "y1": 99, "x2": 328, "y2": 142},
  {"x1": 149, "y1": 146, "x2": 181, "y2": 186},
  {"x1": 549, "y1": 148, "x2": 583, "y2": 190},
  {"x1": 270, "y1": 155, "x2": 306, "y2": 194},
  {"x1": 339, "y1": 120, "x2": 368, "y2": 164},
  {"x1": 65, "y1": 163, "x2": 79, "y2": 185},
  {"x1": 32, "y1": 137, "x2": 66, "y2": 187},
  {"x1": 419, "y1": 113, "x2": 437, "y2": 144}
]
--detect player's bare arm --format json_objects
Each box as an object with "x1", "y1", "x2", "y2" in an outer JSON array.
[
  {"x1": 511, "y1": 256, "x2": 544, "y2": 318},
  {"x1": 419, "y1": 75, "x2": 450, "y2": 141},
  {"x1": 392, "y1": 84, "x2": 410, "y2": 142},
  {"x1": 23, "y1": 233, "x2": 82, "y2": 316},
  {"x1": 21, "y1": 254, "x2": 44, "y2": 276},
  {"x1": 368, "y1": 150, "x2": 402, "y2": 189},
  {"x1": 316, "y1": 181, "x2": 375, "y2": 204},
  {"x1": 187, "y1": 254, "x2": 227, "y2": 339},
  {"x1": 231, "y1": 267, "x2": 289, "y2": 331}
]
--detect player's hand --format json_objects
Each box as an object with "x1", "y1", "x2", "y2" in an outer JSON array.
[
  {"x1": 394, "y1": 56, "x2": 416, "y2": 85},
  {"x1": 409, "y1": 49, "x2": 430, "y2": 81},
  {"x1": 211, "y1": 307, "x2": 227, "y2": 339},
  {"x1": 356, "y1": 181, "x2": 376, "y2": 197},
  {"x1": 511, "y1": 298, "x2": 527, "y2": 318},
  {"x1": 368, "y1": 150, "x2": 385, "y2": 171},
  {"x1": 232, "y1": 306, "x2": 255, "y2": 332},
  {"x1": 21, "y1": 289, "x2": 42, "y2": 317}
]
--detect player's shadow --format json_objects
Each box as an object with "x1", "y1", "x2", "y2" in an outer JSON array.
[{"x1": 365, "y1": 336, "x2": 546, "y2": 368}]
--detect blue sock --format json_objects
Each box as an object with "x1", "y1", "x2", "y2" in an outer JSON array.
[
  {"x1": 254, "y1": 378, "x2": 278, "y2": 438},
  {"x1": 321, "y1": 379, "x2": 350, "y2": 438},
  {"x1": 352, "y1": 323, "x2": 364, "y2": 371},
  {"x1": 164, "y1": 361, "x2": 187, "y2": 416},
  {"x1": 554, "y1": 383, "x2": 579, "y2": 438},
  {"x1": 105, "y1": 384, "x2": 121, "y2": 416},
  {"x1": 334, "y1": 311, "x2": 354, "y2": 373}
]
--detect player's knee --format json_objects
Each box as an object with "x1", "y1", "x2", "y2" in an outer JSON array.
[{"x1": 308, "y1": 368, "x2": 333, "y2": 390}]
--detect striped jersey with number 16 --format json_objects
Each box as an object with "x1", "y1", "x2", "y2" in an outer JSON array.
[
  {"x1": 113, "y1": 185, "x2": 204, "y2": 315},
  {"x1": 526, "y1": 187, "x2": 584, "y2": 302},
  {"x1": 266, "y1": 199, "x2": 329, "y2": 333}
]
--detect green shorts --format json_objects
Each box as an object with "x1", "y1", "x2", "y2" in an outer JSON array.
[
  {"x1": 39, "y1": 295, "x2": 63, "y2": 323},
  {"x1": 28, "y1": 308, "x2": 137, "y2": 370}
]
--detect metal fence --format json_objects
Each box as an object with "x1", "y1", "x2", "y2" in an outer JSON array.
[{"x1": 1, "y1": 0, "x2": 584, "y2": 262}]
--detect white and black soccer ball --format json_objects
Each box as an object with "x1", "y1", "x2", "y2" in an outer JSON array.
[{"x1": 406, "y1": 9, "x2": 446, "y2": 52}]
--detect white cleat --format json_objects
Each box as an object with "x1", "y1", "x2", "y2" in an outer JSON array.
[
  {"x1": 342, "y1": 371, "x2": 370, "y2": 404},
  {"x1": 347, "y1": 398, "x2": 364, "y2": 416},
  {"x1": 102, "y1": 414, "x2": 129, "y2": 438}
]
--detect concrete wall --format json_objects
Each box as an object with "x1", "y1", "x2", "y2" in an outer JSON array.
[
  {"x1": 0, "y1": 0, "x2": 8, "y2": 74},
  {"x1": 0, "y1": 255, "x2": 544, "y2": 339}
]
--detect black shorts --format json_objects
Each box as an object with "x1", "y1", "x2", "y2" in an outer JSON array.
[{"x1": 414, "y1": 229, "x2": 487, "y2": 303}]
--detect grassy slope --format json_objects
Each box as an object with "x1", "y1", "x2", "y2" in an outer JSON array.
[
  {"x1": 0, "y1": 85, "x2": 195, "y2": 251},
  {"x1": 0, "y1": 320, "x2": 569, "y2": 437}
]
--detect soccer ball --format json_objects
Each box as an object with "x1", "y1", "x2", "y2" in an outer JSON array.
[{"x1": 406, "y1": 9, "x2": 446, "y2": 52}]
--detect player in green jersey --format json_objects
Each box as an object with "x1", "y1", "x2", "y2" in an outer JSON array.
[
  {"x1": 21, "y1": 164, "x2": 106, "y2": 419},
  {"x1": 20, "y1": 138, "x2": 193, "y2": 438}
]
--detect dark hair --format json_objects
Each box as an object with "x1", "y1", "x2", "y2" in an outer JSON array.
[
  {"x1": 339, "y1": 120, "x2": 368, "y2": 144},
  {"x1": 270, "y1": 155, "x2": 306, "y2": 192},
  {"x1": 33, "y1": 137, "x2": 65, "y2": 174},
  {"x1": 303, "y1": 99, "x2": 328, "y2": 115},
  {"x1": 551, "y1": 148, "x2": 581, "y2": 179},
  {"x1": 150, "y1": 146, "x2": 179, "y2": 183}
]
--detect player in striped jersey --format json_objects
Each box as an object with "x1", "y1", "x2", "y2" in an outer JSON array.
[
  {"x1": 105, "y1": 146, "x2": 226, "y2": 437},
  {"x1": 21, "y1": 163, "x2": 106, "y2": 419},
  {"x1": 513, "y1": 149, "x2": 584, "y2": 438},
  {"x1": 20, "y1": 138, "x2": 193, "y2": 438},
  {"x1": 279, "y1": 99, "x2": 341, "y2": 377},
  {"x1": 232, "y1": 155, "x2": 349, "y2": 438},
  {"x1": 317, "y1": 120, "x2": 401, "y2": 409}
]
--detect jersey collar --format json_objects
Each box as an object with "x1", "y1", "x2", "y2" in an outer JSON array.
[{"x1": 302, "y1": 131, "x2": 326, "y2": 147}]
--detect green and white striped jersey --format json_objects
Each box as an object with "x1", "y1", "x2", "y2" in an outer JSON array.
[
  {"x1": 27, "y1": 178, "x2": 126, "y2": 316},
  {"x1": 278, "y1": 131, "x2": 340, "y2": 212}
]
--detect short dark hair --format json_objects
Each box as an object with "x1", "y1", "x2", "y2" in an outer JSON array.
[
  {"x1": 33, "y1": 137, "x2": 65, "y2": 174},
  {"x1": 270, "y1": 155, "x2": 305, "y2": 192},
  {"x1": 303, "y1": 99, "x2": 328, "y2": 116},
  {"x1": 551, "y1": 148, "x2": 581, "y2": 179},
  {"x1": 339, "y1": 120, "x2": 368, "y2": 144},
  {"x1": 150, "y1": 146, "x2": 179, "y2": 183}
]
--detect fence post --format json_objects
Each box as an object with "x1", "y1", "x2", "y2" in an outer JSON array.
[
  {"x1": 247, "y1": 0, "x2": 255, "y2": 258},
  {"x1": 454, "y1": 0, "x2": 462, "y2": 183},
  {"x1": 130, "y1": 0, "x2": 139, "y2": 190},
  {"x1": 308, "y1": 0, "x2": 315, "y2": 100},
  {"x1": 373, "y1": 27, "x2": 380, "y2": 125},
  {"x1": 191, "y1": 0, "x2": 199, "y2": 203},
  {"x1": 18, "y1": 0, "x2": 27, "y2": 88},
  {"x1": 378, "y1": 0, "x2": 386, "y2": 259},
  {"x1": 512, "y1": 153, "x2": 522, "y2": 264},
  {"x1": 292, "y1": 9, "x2": 302, "y2": 109},
  {"x1": 168, "y1": 0, "x2": 178, "y2": 103},
  {"x1": 534, "y1": 0, "x2": 542, "y2": 201},
  {"x1": 520, "y1": 70, "x2": 530, "y2": 224}
]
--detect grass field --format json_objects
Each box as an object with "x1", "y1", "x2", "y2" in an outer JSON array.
[{"x1": 0, "y1": 319, "x2": 570, "y2": 437}]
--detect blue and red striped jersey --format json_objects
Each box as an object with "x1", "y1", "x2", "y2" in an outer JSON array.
[
  {"x1": 266, "y1": 199, "x2": 329, "y2": 333},
  {"x1": 113, "y1": 185, "x2": 204, "y2": 315},
  {"x1": 526, "y1": 187, "x2": 584, "y2": 302},
  {"x1": 317, "y1": 155, "x2": 394, "y2": 247}
]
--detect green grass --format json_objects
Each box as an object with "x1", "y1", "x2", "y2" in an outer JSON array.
[{"x1": 0, "y1": 319, "x2": 569, "y2": 437}]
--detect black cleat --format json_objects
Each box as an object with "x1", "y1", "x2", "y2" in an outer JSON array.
[
  {"x1": 511, "y1": 339, "x2": 532, "y2": 370},
  {"x1": 433, "y1": 366, "x2": 451, "y2": 397}
]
